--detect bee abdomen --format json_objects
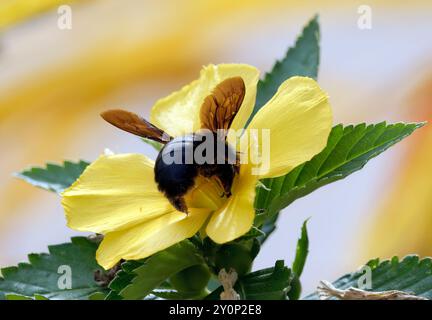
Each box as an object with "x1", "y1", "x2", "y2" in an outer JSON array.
[
  {"x1": 154, "y1": 141, "x2": 198, "y2": 213},
  {"x1": 155, "y1": 162, "x2": 197, "y2": 195}
]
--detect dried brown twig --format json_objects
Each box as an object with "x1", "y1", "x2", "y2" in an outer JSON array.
[{"x1": 317, "y1": 280, "x2": 428, "y2": 300}]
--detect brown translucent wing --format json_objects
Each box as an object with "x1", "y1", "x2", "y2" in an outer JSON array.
[
  {"x1": 200, "y1": 77, "x2": 245, "y2": 133},
  {"x1": 101, "y1": 109, "x2": 171, "y2": 143}
]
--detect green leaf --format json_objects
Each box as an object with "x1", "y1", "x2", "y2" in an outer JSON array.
[
  {"x1": 255, "y1": 122, "x2": 425, "y2": 226},
  {"x1": 4, "y1": 294, "x2": 34, "y2": 300},
  {"x1": 15, "y1": 160, "x2": 89, "y2": 193},
  {"x1": 305, "y1": 255, "x2": 432, "y2": 300},
  {"x1": 206, "y1": 260, "x2": 291, "y2": 300},
  {"x1": 152, "y1": 289, "x2": 207, "y2": 300},
  {"x1": 5, "y1": 293, "x2": 49, "y2": 300},
  {"x1": 240, "y1": 226, "x2": 266, "y2": 240},
  {"x1": 0, "y1": 237, "x2": 106, "y2": 300},
  {"x1": 105, "y1": 260, "x2": 144, "y2": 300},
  {"x1": 292, "y1": 219, "x2": 309, "y2": 277},
  {"x1": 249, "y1": 15, "x2": 320, "y2": 122},
  {"x1": 287, "y1": 220, "x2": 309, "y2": 300},
  {"x1": 88, "y1": 292, "x2": 106, "y2": 300},
  {"x1": 257, "y1": 212, "x2": 279, "y2": 244},
  {"x1": 110, "y1": 240, "x2": 205, "y2": 300}
]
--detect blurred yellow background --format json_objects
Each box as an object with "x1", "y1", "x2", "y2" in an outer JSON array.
[{"x1": 0, "y1": 0, "x2": 431, "y2": 294}]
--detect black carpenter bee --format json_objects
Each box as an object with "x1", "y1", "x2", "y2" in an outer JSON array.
[{"x1": 101, "y1": 77, "x2": 245, "y2": 213}]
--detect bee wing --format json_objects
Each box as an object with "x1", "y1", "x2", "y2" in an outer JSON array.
[
  {"x1": 200, "y1": 77, "x2": 245, "y2": 134},
  {"x1": 101, "y1": 109, "x2": 171, "y2": 143}
]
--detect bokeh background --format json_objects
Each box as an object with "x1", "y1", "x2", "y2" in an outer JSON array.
[{"x1": 0, "y1": 0, "x2": 431, "y2": 295}]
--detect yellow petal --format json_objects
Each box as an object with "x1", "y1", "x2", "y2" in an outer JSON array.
[
  {"x1": 62, "y1": 153, "x2": 172, "y2": 234},
  {"x1": 96, "y1": 208, "x2": 211, "y2": 269},
  {"x1": 247, "y1": 76, "x2": 332, "y2": 179},
  {"x1": 150, "y1": 64, "x2": 260, "y2": 137},
  {"x1": 206, "y1": 167, "x2": 257, "y2": 243}
]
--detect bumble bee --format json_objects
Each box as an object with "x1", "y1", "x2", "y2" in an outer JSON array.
[{"x1": 101, "y1": 77, "x2": 245, "y2": 213}]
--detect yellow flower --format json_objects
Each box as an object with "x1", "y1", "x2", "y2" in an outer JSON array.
[{"x1": 62, "y1": 64, "x2": 332, "y2": 269}]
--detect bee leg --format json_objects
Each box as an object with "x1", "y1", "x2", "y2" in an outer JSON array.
[
  {"x1": 215, "y1": 165, "x2": 235, "y2": 199},
  {"x1": 170, "y1": 196, "x2": 188, "y2": 215},
  {"x1": 212, "y1": 176, "x2": 231, "y2": 198},
  {"x1": 219, "y1": 191, "x2": 231, "y2": 198}
]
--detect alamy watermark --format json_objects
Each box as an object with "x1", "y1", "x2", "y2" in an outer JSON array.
[
  {"x1": 57, "y1": 5, "x2": 72, "y2": 30},
  {"x1": 357, "y1": 265, "x2": 372, "y2": 289},
  {"x1": 357, "y1": 5, "x2": 372, "y2": 30},
  {"x1": 158, "y1": 129, "x2": 271, "y2": 176},
  {"x1": 57, "y1": 265, "x2": 72, "y2": 290}
]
